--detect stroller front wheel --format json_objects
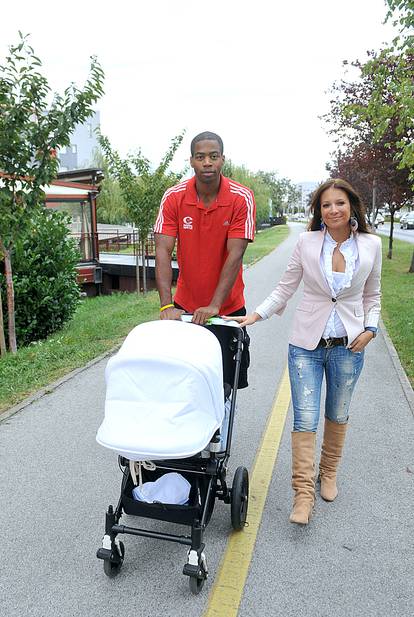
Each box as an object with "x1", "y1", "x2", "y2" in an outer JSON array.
[
  {"x1": 188, "y1": 563, "x2": 207, "y2": 595},
  {"x1": 231, "y1": 467, "x2": 249, "y2": 530},
  {"x1": 103, "y1": 541, "x2": 125, "y2": 578}
]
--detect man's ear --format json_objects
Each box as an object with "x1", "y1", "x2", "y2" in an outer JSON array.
[
  {"x1": 222, "y1": 155, "x2": 225, "y2": 162},
  {"x1": 189, "y1": 156, "x2": 195, "y2": 170}
]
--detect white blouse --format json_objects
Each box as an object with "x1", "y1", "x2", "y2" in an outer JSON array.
[{"x1": 321, "y1": 231, "x2": 359, "y2": 338}]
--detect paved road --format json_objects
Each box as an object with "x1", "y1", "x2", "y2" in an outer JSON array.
[
  {"x1": 376, "y1": 223, "x2": 414, "y2": 244},
  {"x1": 1, "y1": 224, "x2": 413, "y2": 617}
]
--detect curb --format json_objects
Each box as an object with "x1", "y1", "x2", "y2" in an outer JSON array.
[
  {"x1": 379, "y1": 316, "x2": 414, "y2": 417},
  {"x1": 0, "y1": 344, "x2": 121, "y2": 424}
]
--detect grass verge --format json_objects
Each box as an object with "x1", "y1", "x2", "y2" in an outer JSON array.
[
  {"x1": 0, "y1": 225, "x2": 290, "y2": 414},
  {"x1": 243, "y1": 224, "x2": 289, "y2": 266},
  {"x1": 0, "y1": 292, "x2": 160, "y2": 413},
  {"x1": 380, "y1": 237, "x2": 414, "y2": 386}
]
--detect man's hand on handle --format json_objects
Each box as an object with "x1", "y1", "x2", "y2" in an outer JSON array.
[
  {"x1": 192, "y1": 305, "x2": 220, "y2": 325},
  {"x1": 159, "y1": 306, "x2": 185, "y2": 321}
]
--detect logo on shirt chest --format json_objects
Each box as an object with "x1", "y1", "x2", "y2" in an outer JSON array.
[{"x1": 183, "y1": 216, "x2": 193, "y2": 230}]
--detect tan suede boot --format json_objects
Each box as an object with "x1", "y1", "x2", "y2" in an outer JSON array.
[
  {"x1": 289, "y1": 431, "x2": 316, "y2": 525},
  {"x1": 319, "y1": 418, "x2": 348, "y2": 501}
]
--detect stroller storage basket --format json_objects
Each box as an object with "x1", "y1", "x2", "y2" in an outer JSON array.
[{"x1": 121, "y1": 468, "x2": 204, "y2": 525}]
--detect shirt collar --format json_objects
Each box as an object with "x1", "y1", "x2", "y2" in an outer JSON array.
[
  {"x1": 184, "y1": 175, "x2": 231, "y2": 207},
  {"x1": 325, "y1": 229, "x2": 354, "y2": 249}
]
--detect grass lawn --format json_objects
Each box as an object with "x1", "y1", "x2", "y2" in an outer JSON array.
[
  {"x1": 0, "y1": 292, "x2": 160, "y2": 413},
  {"x1": 380, "y1": 237, "x2": 414, "y2": 386},
  {"x1": 244, "y1": 224, "x2": 290, "y2": 265},
  {"x1": 0, "y1": 225, "x2": 290, "y2": 414}
]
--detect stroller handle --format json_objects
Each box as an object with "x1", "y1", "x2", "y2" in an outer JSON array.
[{"x1": 180, "y1": 314, "x2": 241, "y2": 329}]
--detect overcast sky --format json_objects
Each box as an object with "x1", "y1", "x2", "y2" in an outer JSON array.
[{"x1": 1, "y1": 0, "x2": 396, "y2": 184}]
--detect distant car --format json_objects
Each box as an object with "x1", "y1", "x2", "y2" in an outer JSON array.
[
  {"x1": 402, "y1": 212, "x2": 414, "y2": 230},
  {"x1": 374, "y1": 212, "x2": 385, "y2": 227},
  {"x1": 400, "y1": 212, "x2": 409, "y2": 228}
]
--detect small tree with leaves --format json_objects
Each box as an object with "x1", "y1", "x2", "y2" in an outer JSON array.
[
  {"x1": 0, "y1": 33, "x2": 104, "y2": 353},
  {"x1": 322, "y1": 50, "x2": 413, "y2": 260},
  {"x1": 98, "y1": 132, "x2": 185, "y2": 293}
]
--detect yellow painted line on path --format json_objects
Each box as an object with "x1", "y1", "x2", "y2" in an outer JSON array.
[{"x1": 204, "y1": 365, "x2": 291, "y2": 617}]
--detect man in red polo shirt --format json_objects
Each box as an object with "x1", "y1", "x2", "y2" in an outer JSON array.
[{"x1": 154, "y1": 131, "x2": 256, "y2": 388}]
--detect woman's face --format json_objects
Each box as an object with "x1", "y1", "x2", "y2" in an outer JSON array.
[{"x1": 320, "y1": 187, "x2": 351, "y2": 234}]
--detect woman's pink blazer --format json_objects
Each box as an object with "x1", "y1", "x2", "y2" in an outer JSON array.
[{"x1": 255, "y1": 230, "x2": 382, "y2": 349}]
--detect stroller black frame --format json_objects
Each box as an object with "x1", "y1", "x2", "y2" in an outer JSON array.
[{"x1": 97, "y1": 321, "x2": 249, "y2": 594}]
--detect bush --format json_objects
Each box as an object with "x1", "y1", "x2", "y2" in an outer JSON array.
[{"x1": 1, "y1": 208, "x2": 81, "y2": 346}]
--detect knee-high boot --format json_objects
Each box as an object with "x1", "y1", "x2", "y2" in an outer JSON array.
[
  {"x1": 289, "y1": 431, "x2": 316, "y2": 525},
  {"x1": 319, "y1": 418, "x2": 348, "y2": 502}
]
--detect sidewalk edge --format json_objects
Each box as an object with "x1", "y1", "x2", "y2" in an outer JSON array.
[
  {"x1": 380, "y1": 316, "x2": 414, "y2": 417},
  {"x1": 0, "y1": 344, "x2": 121, "y2": 424}
]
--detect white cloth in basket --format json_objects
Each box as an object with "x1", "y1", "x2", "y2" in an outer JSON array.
[
  {"x1": 132, "y1": 472, "x2": 191, "y2": 505},
  {"x1": 96, "y1": 320, "x2": 225, "y2": 461}
]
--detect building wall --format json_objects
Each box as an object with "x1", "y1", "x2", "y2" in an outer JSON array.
[
  {"x1": 59, "y1": 111, "x2": 100, "y2": 171},
  {"x1": 296, "y1": 181, "x2": 318, "y2": 213}
]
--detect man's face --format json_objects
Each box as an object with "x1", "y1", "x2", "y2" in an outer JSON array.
[{"x1": 190, "y1": 139, "x2": 225, "y2": 184}]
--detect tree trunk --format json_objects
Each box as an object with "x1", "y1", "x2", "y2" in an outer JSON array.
[
  {"x1": 409, "y1": 250, "x2": 414, "y2": 274},
  {"x1": 4, "y1": 249, "x2": 17, "y2": 353},
  {"x1": 142, "y1": 240, "x2": 147, "y2": 294},
  {"x1": 0, "y1": 284, "x2": 7, "y2": 356},
  {"x1": 134, "y1": 229, "x2": 141, "y2": 294},
  {"x1": 387, "y1": 211, "x2": 394, "y2": 260}
]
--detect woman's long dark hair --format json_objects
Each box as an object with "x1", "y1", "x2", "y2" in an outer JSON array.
[{"x1": 307, "y1": 178, "x2": 370, "y2": 233}]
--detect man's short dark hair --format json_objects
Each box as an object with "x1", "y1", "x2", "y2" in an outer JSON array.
[{"x1": 190, "y1": 132, "x2": 224, "y2": 156}]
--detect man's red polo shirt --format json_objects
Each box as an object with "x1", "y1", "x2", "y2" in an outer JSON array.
[{"x1": 154, "y1": 175, "x2": 256, "y2": 314}]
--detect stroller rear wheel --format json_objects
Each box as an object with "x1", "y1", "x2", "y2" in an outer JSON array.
[
  {"x1": 103, "y1": 541, "x2": 125, "y2": 578},
  {"x1": 231, "y1": 467, "x2": 249, "y2": 530}
]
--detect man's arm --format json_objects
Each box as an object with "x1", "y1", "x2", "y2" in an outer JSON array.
[
  {"x1": 155, "y1": 233, "x2": 183, "y2": 320},
  {"x1": 192, "y1": 238, "x2": 249, "y2": 324}
]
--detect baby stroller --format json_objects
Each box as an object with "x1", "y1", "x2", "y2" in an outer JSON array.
[{"x1": 96, "y1": 316, "x2": 249, "y2": 594}]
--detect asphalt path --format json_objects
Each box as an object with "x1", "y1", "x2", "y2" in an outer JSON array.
[
  {"x1": 376, "y1": 222, "x2": 414, "y2": 244},
  {"x1": 0, "y1": 223, "x2": 413, "y2": 617}
]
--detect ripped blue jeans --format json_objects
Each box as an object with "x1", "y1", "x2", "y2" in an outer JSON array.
[{"x1": 288, "y1": 344, "x2": 364, "y2": 432}]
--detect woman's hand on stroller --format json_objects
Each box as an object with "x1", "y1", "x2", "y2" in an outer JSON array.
[{"x1": 223, "y1": 312, "x2": 262, "y2": 328}]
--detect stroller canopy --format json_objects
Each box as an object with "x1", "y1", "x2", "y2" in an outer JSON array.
[{"x1": 96, "y1": 320, "x2": 225, "y2": 461}]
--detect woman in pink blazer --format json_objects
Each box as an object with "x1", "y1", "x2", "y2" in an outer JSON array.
[{"x1": 230, "y1": 178, "x2": 382, "y2": 525}]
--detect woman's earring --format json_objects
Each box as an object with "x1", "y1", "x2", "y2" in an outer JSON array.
[
  {"x1": 350, "y1": 216, "x2": 358, "y2": 232},
  {"x1": 320, "y1": 221, "x2": 325, "y2": 231}
]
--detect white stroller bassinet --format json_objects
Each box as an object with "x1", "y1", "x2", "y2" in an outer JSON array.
[{"x1": 96, "y1": 320, "x2": 225, "y2": 461}]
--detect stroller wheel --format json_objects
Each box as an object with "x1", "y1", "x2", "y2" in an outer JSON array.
[
  {"x1": 103, "y1": 541, "x2": 125, "y2": 578},
  {"x1": 231, "y1": 467, "x2": 249, "y2": 530},
  {"x1": 188, "y1": 562, "x2": 207, "y2": 595}
]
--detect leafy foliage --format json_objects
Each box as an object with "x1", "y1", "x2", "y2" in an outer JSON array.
[
  {"x1": 339, "y1": 1, "x2": 414, "y2": 182},
  {"x1": 223, "y1": 161, "x2": 271, "y2": 224},
  {"x1": 1, "y1": 209, "x2": 80, "y2": 346},
  {"x1": 0, "y1": 32, "x2": 104, "y2": 223},
  {"x1": 256, "y1": 171, "x2": 301, "y2": 215},
  {"x1": 223, "y1": 162, "x2": 299, "y2": 224},
  {"x1": 93, "y1": 149, "x2": 128, "y2": 224},
  {"x1": 98, "y1": 132, "x2": 185, "y2": 241},
  {"x1": 0, "y1": 32, "x2": 104, "y2": 351}
]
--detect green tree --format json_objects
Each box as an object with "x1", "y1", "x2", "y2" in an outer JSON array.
[
  {"x1": 0, "y1": 33, "x2": 104, "y2": 353},
  {"x1": 92, "y1": 149, "x2": 127, "y2": 224},
  {"x1": 223, "y1": 160, "x2": 271, "y2": 225},
  {"x1": 98, "y1": 132, "x2": 185, "y2": 293},
  {"x1": 322, "y1": 51, "x2": 413, "y2": 259},
  {"x1": 1, "y1": 209, "x2": 80, "y2": 346},
  {"x1": 257, "y1": 171, "x2": 301, "y2": 215}
]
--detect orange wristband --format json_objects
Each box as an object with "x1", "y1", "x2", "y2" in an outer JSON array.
[{"x1": 160, "y1": 303, "x2": 174, "y2": 312}]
